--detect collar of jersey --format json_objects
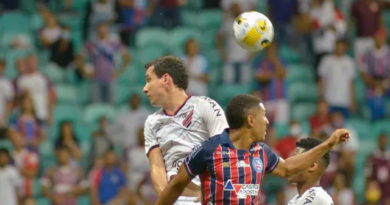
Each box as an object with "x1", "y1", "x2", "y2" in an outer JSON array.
[{"x1": 163, "y1": 96, "x2": 192, "y2": 116}]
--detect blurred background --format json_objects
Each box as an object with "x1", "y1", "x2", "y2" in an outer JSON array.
[{"x1": 0, "y1": 0, "x2": 390, "y2": 204}]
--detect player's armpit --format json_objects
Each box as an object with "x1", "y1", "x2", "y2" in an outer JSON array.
[
  {"x1": 156, "y1": 165, "x2": 193, "y2": 205},
  {"x1": 148, "y1": 147, "x2": 168, "y2": 195}
]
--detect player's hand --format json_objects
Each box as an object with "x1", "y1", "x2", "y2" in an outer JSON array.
[{"x1": 326, "y1": 129, "x2": 350, "y2": 148}]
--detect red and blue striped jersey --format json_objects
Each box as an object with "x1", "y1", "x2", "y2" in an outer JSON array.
[{"x1": 184, "y1": 129, "x2": 280, "y2": 205}]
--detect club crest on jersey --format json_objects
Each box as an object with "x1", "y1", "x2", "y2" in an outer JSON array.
[
  {"x1": 224, "y1": 179, "x2": 260, "y2": 199},
  {"x1": 252, "y1": 157, "x2": 263, "y2": 173},
  {"x1": 182, "y1": 109, "x2": 194, "y2": 128}
]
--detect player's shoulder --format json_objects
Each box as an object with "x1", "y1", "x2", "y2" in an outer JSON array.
[
  {"x1": 191, "y1": 96, "x2": 224, "y2": 113},
  {"x1": 144, "y1": 108, "x2": 164, "y2": 124},
  {"x1": 197, "y1": 131, "x2": 227, "y2": 152}
]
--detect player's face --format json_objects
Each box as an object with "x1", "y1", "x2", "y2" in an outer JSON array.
[
  {"x1": 287, "y1": 148, "x2": 306, "y2": 183},
  {"x1": 253, "y1": 103, "x2": 269, "y2": 141},
  {"x1": 143, "y1": 66, "x2": 166, "y2": 106}
]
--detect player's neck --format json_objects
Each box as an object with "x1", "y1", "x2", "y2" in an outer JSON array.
[
  {"x1": 162, "y1": 90, "x2": 188, "y2": 115},
  {"x1": 297, "y1": 179, "x2": 320, "y2": 196},
  {"x1": 229, "y1": 129, "x2": 254, "y2": 150}
]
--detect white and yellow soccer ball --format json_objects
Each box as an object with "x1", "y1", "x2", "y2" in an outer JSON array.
[{"x1": 233, "y1": 11, "x2": 274, "y2": 52}]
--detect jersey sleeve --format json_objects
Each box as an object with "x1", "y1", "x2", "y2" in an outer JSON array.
[
  {"x1": 262, "y1": 143, "x2": 280, "y2": 173},
  {"x1": 199, "y1": 97, "x2": 229, "y2": 137},
  {"x1": 144, "y1": 116, "x2": 159, "y2": 156},
  {"x1": 183, "y1": 144, "x2": 210, "y2": 178}
]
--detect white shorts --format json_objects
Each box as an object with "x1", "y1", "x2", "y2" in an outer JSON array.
[{"x1": 173, "y1": 196, "x2": 201, "y2": 205}]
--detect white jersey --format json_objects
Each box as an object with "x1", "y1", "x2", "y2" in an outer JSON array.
[
  {"x1": 288, "y1": 187, "x2": 334, "y2": 205},
  {"x1": 144, "y1": 96, "x2": 229, "y2": 181}
]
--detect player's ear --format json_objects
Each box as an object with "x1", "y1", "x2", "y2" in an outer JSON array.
[
  {"x1": 247, "y1": 114, "x2": 255, "y2": 127},
  {"x1": 308, "y1": 162, "x2": 318, "y2": 173},
  {"x1": 162, "y1": 73, "x2": 170, "y2": 84}
]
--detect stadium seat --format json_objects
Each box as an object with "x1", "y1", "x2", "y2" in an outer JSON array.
[
  {"x1": 216, "y1": 84, "x2": 252, "y2": 109},
  {"x1": 53, "y1": 104, "x2": 82, "y2": 127},
  {"x1": 76, "y1": 81, "x2": 92, "y2": 105},
  {"x1": 78, "y1": 195, "x2": 91, "y2": 205},
  {"x1": 287, "y1": 82, "x2": 318, "y2": 103},
  {"x1": 83, "y1": 103, "x2": 117, "y2": 124},
  {"x1": 115, "y1": 83, "x2": 144, "y2": 105},
  {"x1": 291, "y1": 102, "x2": 316, "y2": 121},
  {"x1": 58, "y1": 13, "x2": 83, "y2": 32},
  {"x1": 36, "y1": 198, "x2": 50, "y2": 205},
  {"x1": 32, "y1": 179, "x2": 41, "y2": 197},
  {"x1": 197, "y1": 10, "x2": 222, "y2": 29},
  {"x1": 169, "y1": 27, "x2": 201, "y2": 52},
  {"x1": 39, "y1": 141, "x2": 54, "y2": 159},
  {"x1": 182, "y1": 0, "x2": 203, "y2": 10},
  {"x1": 286, "y1": 63, "x2": 315, "y2": 84},
  {"x1": 274, "y1": 123, "x2": 289, "y2": 139},
  {"x1": 279, "y1": 45, "x2": 302, "y2": 64},
  {"x1": 0, "y1": 32, "x2": 33, "y2": 49},
  {"x1": 43, "y1": 64, "x2": 66, "y2": 84},
  {"x1": 346, "y1": 118, "x2": 372, "y2": 140},
  {"x1": 0, "y1": 140, "x2": 12, "y2": 151},
  {"x1": 138, "y1": 46, "x2": 168, "y2": 66},
  {"x1": 372, "y1": 120, "x2": 390, "y2": 137},
  {"x1": 55, "y1": 84, "x2": 79, "y2": 105},
  {"x1": 181, "y1": 10, "x2": 198, "y2": 28},
  {"x1": 0, "y1": 12, "x2": 31, "y2": 32},
  {"x1": 135, "y1": 27, "x2": 169, "y2": 49},
  {"x1": 199, "y1": 29, "x2": 218, "y2": 51}
]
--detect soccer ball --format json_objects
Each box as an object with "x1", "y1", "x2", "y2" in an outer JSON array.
[{"x1": 233, "y1": 11, "x2": 274, "y2": 52}]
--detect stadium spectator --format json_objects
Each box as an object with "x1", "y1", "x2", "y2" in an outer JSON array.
[
  {"x1": 310, "y1": 0, "x2": 347, "y2": 71},
  {"x1": 83, "y1": 21, "x2": 131, "y2": 103},
  {"x1": 217, "y1": 2, "x2": 252, "y2": 84},
  {"x1": 50, "y1": 26, "x2": 74, "y2": 69},
  {"x1": 309, "y1": 100, "x2": 332, "y2": 138},
  {"x1": 365, "y1": 133, "x2": 390, "y2": 205},
  {"x1": 255, "y1": 43, "x2": 289, "y2": 124},
  {"x1": 273, "y1": 120, "x2": 304, "y2": 159},
  {"x1": 122, "y1": 128, "x2": 156, "y2": 204},
  {"x1": 267, "y1": 0, "x2": 297, "y2": 45},
  {"x1": 90, "y1": 149, "x2": 128, "y2": 205},
  {"x1": 0, "y1": 148, "x2": 22, "y2": 205},
  {"x1": 359, "y1": 28, "x2": 390, "y2": 120},
  {"x1": 318, "y1": 38, "x2": 357, "y2": 118},
  {"x1": 55, "y1": 121, "x2": 82, "y2": 163},
  {"x1": 0, "y1": 59, "x2": 14, "y2": 127},
  {"x1": 90, "y1": 116, "x2": 113, "y2": 167},
  {"x1": 72, "y1": 54, "x2": 94, "y2": 83},
  {"x1": 86, "y1": 0, "x2": 116, "y2": 37},
  {"x1": 329, "y1": 172, "x2": 356, "y2": 205},
  {"x1": 182, "y1": 38, "x2": 209, "y2": 96},
  {"x1": 10, "y1": 95, "x2": 45, "y2": 149},
  {"x1": 14, "y1": 55, "x2": 56, "y2": 125},
  {"x1": 220, "y1": 0, "x2": 256, "y2": 12},
  {"x1": 117, "y1": 0, "x2": 149, "y2": 45},
  {"x1": 9, "y1": 131, "x2": 39, "y2": 197},
  {"x1": 109, "y1": 94, "x2": 150, "y2": 148},
  {"x1": 21, "y1": 197, "x2": 37, "y2": 205},
  {"x1": 351, "y1": 0, "x2": 383, "y2": 63},
  {"x1": 149, "y1": 0, "x2": 185, "y2": 28},
  {"x1": 41, "y1": 146, "x2": 87, "y2": 205},
  {"x1": 38, "y1": 12, "x2": 62, "y2": 48}
]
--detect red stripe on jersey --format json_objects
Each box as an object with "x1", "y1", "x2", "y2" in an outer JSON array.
[
  {"x1": 182, "y1": 110, "x2": 194, "y2": 126},
  {"x1": 214, "y1": 146, "x2": 224, "y2": 205},
  {"x1": 200, "y1": 171, "x2": 211, "y2": 205},
  {"x1": 229, "y1": 148, "x2": 239, "y2": 204},
  {"x1": 244, "y1": 152, "x2": 252, "y2": 205}
]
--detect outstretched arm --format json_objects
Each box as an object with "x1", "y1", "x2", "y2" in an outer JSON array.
[
  {"x1": 148, "y1": 147, "x2": 168, "y2": 195},
  {"x1": 156, "y1": 165, "x2": 192, "y2": 205},
  {"x1": 272, "y1": 129, "x2": 349, "y2": 178}
]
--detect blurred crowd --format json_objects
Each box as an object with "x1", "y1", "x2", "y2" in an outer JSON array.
[{"x1": 0, "y1": 0, "x2": 390, "y2": 205}]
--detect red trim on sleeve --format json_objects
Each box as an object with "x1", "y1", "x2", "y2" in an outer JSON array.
[{"x1": 146, "y1": 145, "x2": 160, "y2": 158}]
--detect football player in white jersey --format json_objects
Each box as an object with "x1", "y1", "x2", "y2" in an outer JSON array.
[
  {"x1": 143, "y1": 56, "x2": 229, "y2": 204},
  {"x1": 288, "y1": 137, "x2": 334, "y2": 205}
]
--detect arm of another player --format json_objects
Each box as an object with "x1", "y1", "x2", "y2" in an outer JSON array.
[
  {"x1": 156, "y1": 165, "x2": 192, "y2": 205},
  {"x1": 272, "y1": 129, "x2": 349, "y2": 178},
  {"x1": 148, "y1": 147, "x2": 168, "y2": 195}
]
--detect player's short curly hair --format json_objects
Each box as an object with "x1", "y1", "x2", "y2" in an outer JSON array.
[
  {"x1": 296, "y1": 137, "x2": 330, "y2": 168},
  {"x1": 145, "y1": 56, "x2": 188, "y2": 90},
  {"x1": 226, "y1": 94, "x2": 262, "y2": 129}
]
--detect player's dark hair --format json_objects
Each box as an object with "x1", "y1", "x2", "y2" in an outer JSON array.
[
  {"x1": 296, "y1": 137, "x2": 330, "y2": 168},
  {"x1": 145, "y1": 56, "x2": 188, "y2": 90},
  {"x1": 226, "y1": 94, "x2": 262, "y2": 129}
]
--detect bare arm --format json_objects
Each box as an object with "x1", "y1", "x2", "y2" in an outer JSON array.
[
  {"x1": 148, "y1": 147, "x2": 168, "y2": 195},
  {"x1": 156, "y1": 165, "x2": 192, "y2": 205},
  {"x1": 318, "y1": 78, "x2": 325, "y2": 99},
  {"x1": 114, "y1": 51, "x2": 131, "y2": 77},
  {"x1": 271, "y1": 129, "x2": 349, "y2": 178}
]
